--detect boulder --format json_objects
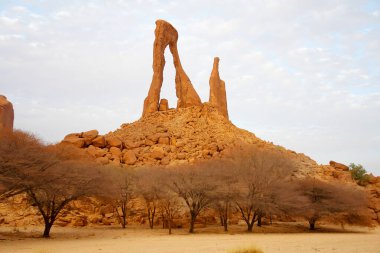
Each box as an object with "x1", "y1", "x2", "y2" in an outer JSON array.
[
  {"x1": 82, "y1": 129, "x2": 99, "y2": 140},
  {"x1": 106, "y1": 136, "x2": 123, "y2": 148},
  {"x1": 92, "y1": 135, "x2": 106, "y2": 148},
  {"x1": 142, "y1": 20, "x2": 202, "y2": 117},
  {"x1": 62, "y1": 137, "x2": 85, "y2": 148},
  {"x1": 124, "y1": 139, "x2": 142, "y2": 149},
  {"x1": 0, "y1": 95, "x2": 14, "y2": 133},
  {"x1": 64, "y1": 132, "x2": 81, "y2": 139},
  {"x1": 150, "y1": 146, "x2": 165, "y2": 160},
  {"x1": 123, "y1": 150, "x2": 137, "y2": 165},
  {"x1": 161, "y1": 156, "x2": 170, "y2": 165},
  {"x1": 109, "y1": 147, "x2": 122, "y2": 157},
  {"x1": 329, "y1": 161, "x2": 349, "y2": 171},
  {"x1": 176, "y1": 153, "x2": 186, "y2": 160}
]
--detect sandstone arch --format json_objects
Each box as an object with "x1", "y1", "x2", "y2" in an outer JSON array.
[{"x1": 142, "y1": 20, "x2": 202, "y2": 117}]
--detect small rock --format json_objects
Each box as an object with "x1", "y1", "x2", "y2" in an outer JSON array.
[{"x1": 158, "y1": 136, "x2": 170, "y2": 145}]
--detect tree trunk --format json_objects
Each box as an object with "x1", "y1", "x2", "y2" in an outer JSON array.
[
  {"x1": 43, "y1": 222, "x2": 53, "y2": 238},
  {"x1": 219, "y1": 215, "x2": 224, "y2": 226},
  {"x1": 189, "y1": 215, "x2": 196, "y2": 233},
  {"x1": 168, "y1": 218, "x2": 172, "y2": 235},
  {"x1": 223, "y1": 217, "x2": 228, "y2": 232},
  {"x1": 247, "y1": 223, "x2": 254, "y2": 232},
  {"x1": 148, "y1": 207, "x2": 156, "y2": 229},
  {"x1": 257, "y1": 215, "x2": 262, "y2": 227},
  {"x1": 121, "y1": 212, "x2": 127, "y2": 229},
  {"x1": 309, "y1": 220, "x2": 316, "y2": 230}
]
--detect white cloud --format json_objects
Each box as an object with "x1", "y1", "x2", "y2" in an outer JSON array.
[{"x1": 0, "y1": 16, "x2": 18, "y2": 25}]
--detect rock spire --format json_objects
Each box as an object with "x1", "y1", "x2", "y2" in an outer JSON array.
[
  {"x1": 0, "y1": 95, "x2": 14, "y2": 133},
  {"x1": 209, "y1": 57, "x2": 228, "y2": 119},
  {"x1": 142, "y1": 20, "x2": 202, "y2": 117}
]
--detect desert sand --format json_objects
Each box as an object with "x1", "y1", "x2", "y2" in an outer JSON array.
[{"x1": 1, "y1": 224, "x2": 379, "y2": 253}]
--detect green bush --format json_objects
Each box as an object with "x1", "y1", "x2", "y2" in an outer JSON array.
[
  {"x1": 227, "y1": 246, "x2": 263, "y2": 253},
  {"x1": 349, "y1": 163, "x2": 370, "y2": 186}
]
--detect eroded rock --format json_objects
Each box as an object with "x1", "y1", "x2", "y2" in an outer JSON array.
[
  {"x1": 142, "y1": 20, "x2": 202, "y2": 117},
  {"x1": 209, "y1": 57, "x2": 228, "y2": 119}
]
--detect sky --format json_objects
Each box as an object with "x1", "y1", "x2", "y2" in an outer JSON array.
[{"x1": 0, "y1": 0, "x2": 379, "y2": 175}]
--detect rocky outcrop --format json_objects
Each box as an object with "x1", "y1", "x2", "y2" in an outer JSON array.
[
  {"x1": 142, "y1": 20, "x2": 202, "y2": 117},
  {"x1": 209, "y1": 57, "x2": 228, "y2": 119},
  {"x1": 329, "y1": 161, "x2": 349, "y2": 171},
  {"x1": 59, "y1": 104, "x2": 322, "y2": 176},
  {"x1": 0, "y1": 95, "x2": 14, "y2": 133}
]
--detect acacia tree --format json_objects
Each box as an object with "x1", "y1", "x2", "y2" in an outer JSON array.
[
  {"x1": 171, "y1": 165, "x2": 215, "y2": 233},
  {"x1": 136, "y1": 168, "x2": 162, "y2": 229},
  {"x1": 210, "y1": 160, "x2": 239, "y2": 232},
  {"x1": 0, "y1": 130, "x2": 57, "y2": 200},
  {"x1": 159, "y1": 189, "x2": 181, "y2": 235},
  {"x1": 26, "y1": 160, "x2": 108, "y2": 237},
  {"x1": 233, "y1": 145, "x2": 293, "y2": 232},
  {"x1": 111, "y1": 168, "x2": 136, "y2": 229},
  {"x1": 291, "y1": 178, "x2": 372, "y2": 230},
  {"x1": 0, "y1": 130, "x2": 108, "y2": 237}
]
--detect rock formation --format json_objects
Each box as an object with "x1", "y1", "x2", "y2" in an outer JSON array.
[
  {"x1": 159, "y1": 98, "x2": 169, "y2": 111},
  {"x1": 329, "y1": 160, "x2": 349, "y2": 171},
  {"x1": 142, "y1": 20, "x2": 202, "y2": 117},
  {"x1": 54, "y1": 20, "x2": 379, "y2": 226},
  {"x1": 0, "y1": 95, "x2": 14, "y2": 133},
  {"x1": 209, "y1": 57, "x2": 228, "y2": 119}
]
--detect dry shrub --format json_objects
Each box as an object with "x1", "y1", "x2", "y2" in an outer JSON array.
[{"x1": 227, "y1": 246, "x2": 263, "y2": 253}]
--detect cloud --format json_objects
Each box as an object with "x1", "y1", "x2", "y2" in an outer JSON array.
[{"x1": 0, "y1": 0, "x2": 379, "y2": 174}]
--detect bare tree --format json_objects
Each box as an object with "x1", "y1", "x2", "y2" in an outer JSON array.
[
  {"x1": 233, "y1": 145, "x2": 294, "y2": 232},
  {"x1": 170, "y1": 165, "x2": 216, "y2": 233},
  {"x1": 110, "y1": 168, "x2": 136, "y2": 229},
  {"x1": 210, "y1": 160, "x2": 239, "y2": 232},
  {"x1": 159, "y1": 191, "x2": 181, "y2": 234},
  {"x1": 136, "y1": 168, "x2": 162, "y2": 229}
]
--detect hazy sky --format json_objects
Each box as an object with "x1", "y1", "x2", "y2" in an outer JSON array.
[{"x1": 1, "y1": 0, "x2": 379, "y2": 174}]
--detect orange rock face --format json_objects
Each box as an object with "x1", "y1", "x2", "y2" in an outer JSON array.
[
  {"x1": 209, "y1": 57, "x2": 228, "y2": 119},
  {"x1": 0, "y1": 95, "x2": 14, "y2": 133},
  {"x1": 142, "y1": 20, "x2": 202, "y2": 117}
]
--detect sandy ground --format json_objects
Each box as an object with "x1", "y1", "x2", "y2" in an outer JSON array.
[{"x1": 0, "y1": 223, "x2": 379, "y2": 253}]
